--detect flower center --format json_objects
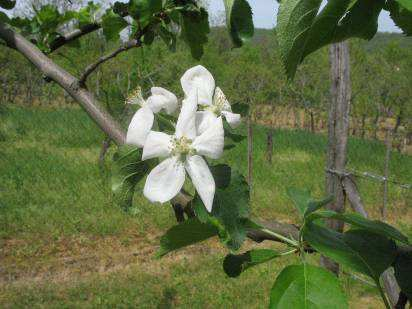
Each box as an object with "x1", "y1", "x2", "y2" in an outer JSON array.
[{"x1": 171, "y1": 136, "x2": 195, "y2": 160}]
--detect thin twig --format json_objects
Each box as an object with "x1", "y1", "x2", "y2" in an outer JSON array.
[{"x1": 79, "y1": 39, "x2": 141, "y2": 86}]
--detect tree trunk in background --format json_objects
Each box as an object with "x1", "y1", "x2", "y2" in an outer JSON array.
[
  {"x1": 310, "y1": 110, "x2": 315, "y2": 133},
  {"x1": 247, "y1": 113, "x2": 253, "y2": 189},
  {"x1": 361, "y1": 113, "x2": 366, "y2": 139},
  {"x1": 373, "y1": 112, "x2": 380, "y2": 139},
  {"x1": 321, "y1": 42, "x2": 351, "y2": 275}
]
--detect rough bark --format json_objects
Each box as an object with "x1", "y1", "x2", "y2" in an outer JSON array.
[{"x1": 322, "y1": 42, "x2": 351, "y2": 274}]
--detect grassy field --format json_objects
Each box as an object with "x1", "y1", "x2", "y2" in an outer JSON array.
[{"x1": 1, "y1": 105, "x2": 411, "y2": 308}]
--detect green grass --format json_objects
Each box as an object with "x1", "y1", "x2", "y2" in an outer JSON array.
[{"x1": 0, "y1": 105, "x2": 411, "y2": 308}]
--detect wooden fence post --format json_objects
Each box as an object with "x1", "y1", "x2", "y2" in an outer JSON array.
[{"x1": 321, "y1": 42, "x2": 351, "y2": 274}]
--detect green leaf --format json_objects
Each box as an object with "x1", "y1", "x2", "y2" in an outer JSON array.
[
  {"x1": 306, "y1": 210, "x2": 409, "y2": 244},
  {"x1": 223, "y1": 121, "x2": 246, "y2": 143},
  {"x1": 269, "y1": 264, "x2": 348, "y2": 309},
  {"x1": 333, "y1": 0, "x2": 385, "y2": 42},
  {"x1": 396, "y1": 0, "x2": 412, "y2": 12},
  {"x1": 223, "y1": 249, "x2": 281, "y2": 278},
  {"x1": 0, "y1": 0, "x2": 15, "y2": 9},
  {"x1": 276, "y1": 0, "x2": 323, "y2": 79},
  {"x1": 101, "y1": 9, "x2": 128, "y2": 41},
  {"x1": 386, "y1": 1, "x2": 412, "y2": 36},
  {"x1": 303, "y1": 223, "x2": 398, "y2": 279},
  {"x1": 0, "y1": 11, "x2": 9, "y2": 23},
  {"x1": 393, "y1": 250, "x2": 412, "y2": 302},
  {"x1": 111, "y1": 145, "x2": 151, "y2": 211},
  {"x1": 192, "y1": 168, "x2": 250, "y2": 250},
  {"x1": 231, "y1": 102, "x2": 249, "y2": 116},
  {"x1": 223, "y1": 0, "x2": 254, "y2": 47},
  {"x1": 180, "y1": 7, "x2": 210, "y2": 59},
  {"x1": 287, "y1": 188, "x2": 332, "y2": 218},
  {"x1": 302, "y1": 0, "x2": 352, "y2": 58},
  {"x1": 77, "y1": 2, "x2": 101, "y2": 27},
  {"x1": 210, "y1": 164, "x2": 232, "y2": 189},
  {"x1": 129, "y1": 0, "x2": 162, "y2": 28},
  {"x1": 157, "y1": 218, "x2": 218, "y2": 257}
]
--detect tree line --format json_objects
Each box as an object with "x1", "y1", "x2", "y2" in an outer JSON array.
[{"x1": 1, "y1": 27, "x2": 411, "y2": 149}]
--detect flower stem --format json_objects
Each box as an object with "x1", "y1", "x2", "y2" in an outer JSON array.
[{"x1": 260, "y1": 228, "x2": 299, "y2": 248}]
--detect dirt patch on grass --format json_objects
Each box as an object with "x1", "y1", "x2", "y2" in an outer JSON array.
[{"x1": 0, "y1": 230, "x2": 224, "y2": 288}]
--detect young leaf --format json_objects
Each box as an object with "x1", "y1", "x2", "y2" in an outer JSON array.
[
  {"x1": 101, "y1": 9, "x2": 128, "y2": 41},
  {"x1": 180, "y1": 7, "x2": 210, "y2": 59},
  {"x1": 223, "y1": 0, "x2": 254, "y2": 47},
  {"x1": 276, "y1": 0, "x2": 323, "y2": 79},
  {"x1": 0, "y1": 0, "x2": 15, "y2": 9},
  {"x1": 286, "y1": 187, "x2": 332, "y2": 218},
  {"x1": 303, "y1": 223, "x2": 398, "y2": 279},
  {"x1": 306, "y1": 210, "x2": 409, "y2": 244},
  {"x1": 157, "y1": 218, "x2": 218, "y2": 257},
  {"x1": 269, "y1": 264, "x2": 348, "y2": 309},
  {"x1": 393, "y1": 250, "x2": 412, "y2": 302},
  {"x1": 223, "y1": 249, "x2": 281, "y2": 278},
  {"x1": 111, "y1": 145, "x2": 151, "y2": 211},
  {"x1": 128, "y1": 0, "x2": 162, "y2": 28}
]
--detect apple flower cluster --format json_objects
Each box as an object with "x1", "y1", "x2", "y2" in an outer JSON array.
[{"x1": 126, "y1": 65, "x2": 241, "y2": 212}]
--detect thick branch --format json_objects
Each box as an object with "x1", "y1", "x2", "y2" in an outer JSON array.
[
  {"x1": 49, "y1": 23, "x2": 100, "y2": 53},
  {"x1": 0, "y1": 22, "x2": 125, "y2": 145},
  {"x1": 79, "y1": 39, "x2": 141, "y2": 86}
]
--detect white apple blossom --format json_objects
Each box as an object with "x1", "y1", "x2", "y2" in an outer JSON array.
[
  {"x1": 141, "y1": 92, "x2": 224, "y2": 212},
  {"x1": 181, "y1": 65, "x2": 241, "y2": 134},
  {"x1": 126, "y1": 87, "x2": 178, "y2": 147}
]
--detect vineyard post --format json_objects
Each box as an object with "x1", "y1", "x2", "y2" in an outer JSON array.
[{"x1": 321, "y1": 41, "x2": 351, "y2": 274}]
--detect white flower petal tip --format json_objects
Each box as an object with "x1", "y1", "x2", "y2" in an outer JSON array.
[
  {"x1": 175, "y1": 92, "x2": 198, "y2": 140},
  {"x1": 192, "y1": 117, "x2": 224, "y2": 160},
  {"x1": 185, "y1": 155, "x2": 215, "y2": 212},
  {"x1": 222, "y1": 111, "x2": 241, "y2": 128},
  {"x1": 147, "y1": 87, "x2": 178, "y2": 114},
  {"x1": 181, "y1": 65, "x2": 215, "y2": 106},
  {"x1": 142, "y1": 131, "x2": 172, "y2": 161},
  {"x1": 126, "y1": 106, "x2": 154, "y2": 148},
  {"x1": 143, "y1": 157, "x2": 185, "y2": 204}
]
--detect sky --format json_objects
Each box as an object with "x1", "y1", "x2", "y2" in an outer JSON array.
[{"x1": 208, "y1": 0, "x2": 402, "y2": 33}]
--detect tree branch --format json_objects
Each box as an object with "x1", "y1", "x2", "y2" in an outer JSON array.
[
  {"x1": 0, "y1": 21, "x2": 125, "y2": 145},
  {"x1": 79, "y1": 39, "x2": 141, "y2": 86},
  {"x1": 49, "y1": 22, "x2": 100, "y2": 53}
]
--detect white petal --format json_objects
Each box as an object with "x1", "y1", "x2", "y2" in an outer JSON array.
[
  {"x1": 146, "y1": 87, "x2": 178, "y2": 114},
  {"x1": 192, "y1": 117, "x2": 224, "y2": 159},
  {"x1": 142, "y1": 131, "x2": 172, "y2": 160},
  {"x1": 196, "y1": 110, "x2": 217, "y2": 135},
  {"x1": 222, "y1": 111, "x2": 241, "y2": 128},
  {"x1": 185, "y1": 155, "x2": 215, "y2": 212},
  {"x1": 175, "y1": 92, "x2": 198, "y2": 140},
  {"x1": 180, "y1": 65, "x2": 215, "y2": 106},
  {"x1": 213, "y1": 87, "x2": 231, "y2": 111},
  {"x1": 126, "y1": 106, "x2": 154, "y2": 147},
  {"x1": 144, "y1": 156, "x2": 185, "y2": 204}
]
